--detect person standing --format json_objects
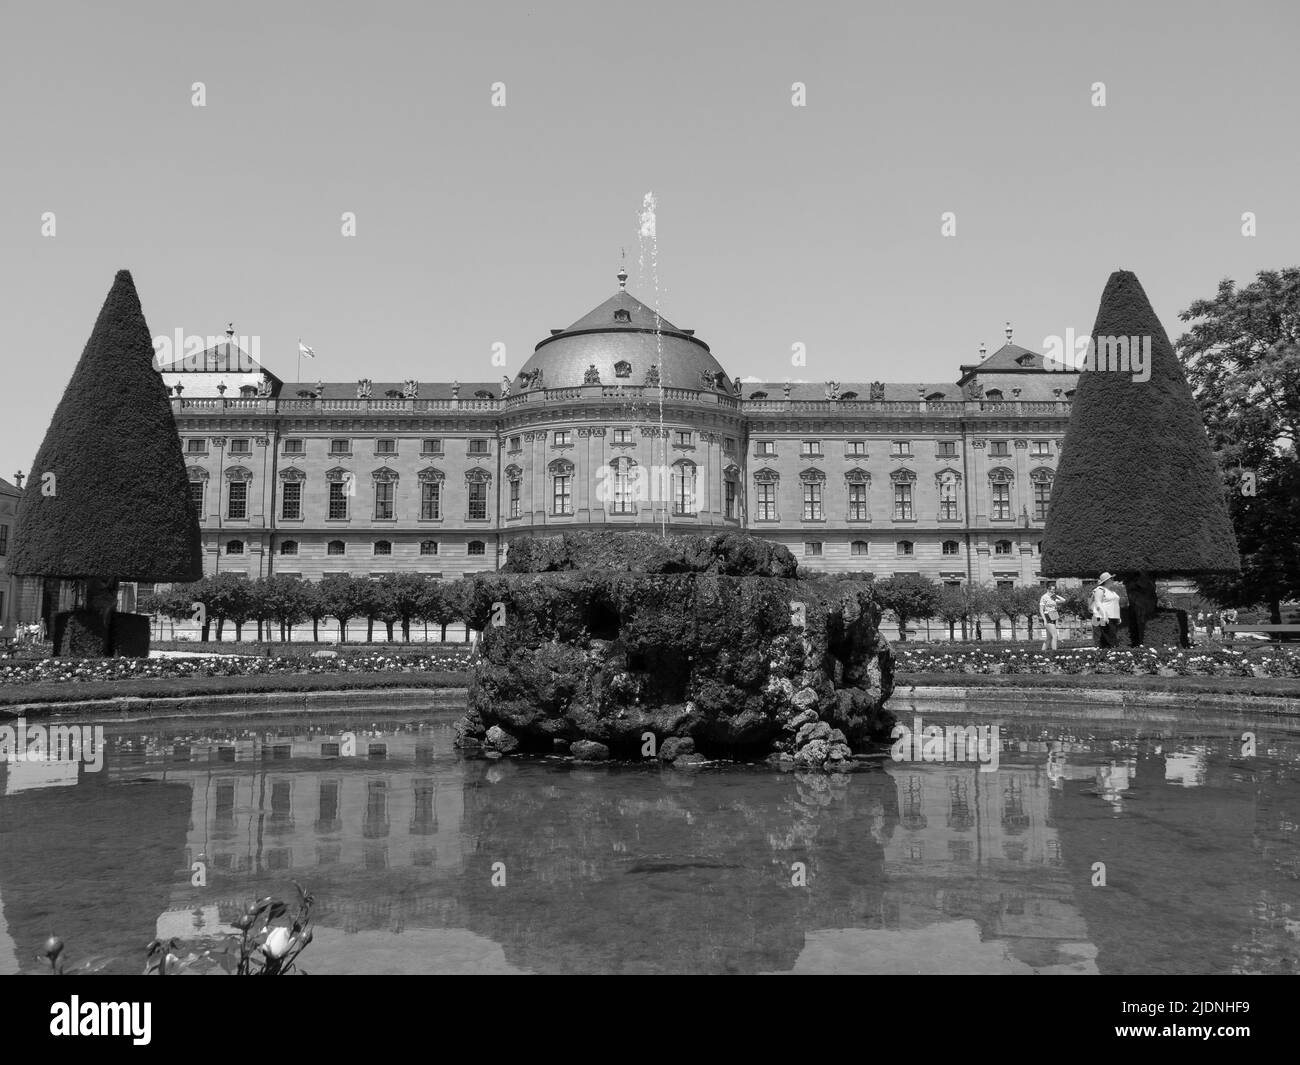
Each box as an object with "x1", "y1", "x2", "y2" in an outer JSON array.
[
  {"x1": 1039, "y1": 588, "x2": 1066, "y2": 651},
  {"x1": 1091, "y1": 572, "x2": 1122, "y2": 648}
]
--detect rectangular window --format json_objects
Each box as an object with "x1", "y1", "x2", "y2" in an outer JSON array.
[
  {"x1": 281, "y1": 481, "x2": 302, "y2": 520},
  {"x1": 283, "y1": 439, "x2": 304, "y2": 455},
  {"x1": 187, "y1": 483, "x2": 204, "y2": 516},
  {"x1": 890, "y1": 441, "x2": 911, "y2": 457},
  {"x1": 992, "y1": 482, "x2": 1011, "y2": 520},
  {"x1": 996, "y1": 579, "x2": 1015, "y2": 591},
  {"x1": 805, "y1": 542, "x2": 823, "y2": 557},
  {"x1": 376, "y1": 439, "x2": 396, "y2": 455},
  {"x1": 757, "y1": 482, "x2": 776, "y2": 521},
  {"x1": 421, "y1": 439, "x2": 442, "y2": 455},
  {"x1": 990, "y1": 440, "x2": 1010, "y2": 457},
  {"x1": 613, "y1": 428, "x2": 632, "y2": 445},
  {"x1": 848, "y1": 482, "x2": 868, "y2": 520},
  {"x1": 509, "y1": 436, "x2": 522, "y2": 451},
  {"x1": 674, "y1": 431, "x2": 692, "y2": 448},
  {"x1": 374, "y1": 481, "x2": 394, "y2": 520},
  {"x1": 553, "y1": 475, "x2": 573, "y2": 515},
  {"x1": 186, "y1": 438, "x2": 207, "y2": 454},
  {"x1": 330, "y1": 439, "x2": 350, "y2": 455},
  {"x1": 229, "y1": 438, "x2": 251, "y2": 455},
  {"x1": 420, "y1": 482, "x2": 441, "y2": 520},
  {"x1": 939, "y1": 478, "x2": 959, "y2": 520},
  {"x1": 554, "y1": 431, "x2": 571, "y2": 447},
  {"x1": 757, "y1": 441, "x2": 776, "y2": 456},
  {"x1": 802, "y1": 481, "x2": 823, "y2": 520},
  {"x1": 468, "y1": 439, "x2": 489, "y2": 455},
  {"x1": 227, "y1": 481, "x2": 248, "y2": 519},
  {"x1": 612, "y1": 465, "x2": 634, "y2": 514},
  {"x1": 893, "y1": 482, "x2": 913, "y2": 520},
  {"x1": 801, "y1": 440, "x2": 822, "y2": 457},
  {"x1": 329, "y1": 482, "x2": 349, "y2": 520},
  {"x1": 847, "y1": 440, "x2": 866, "y2": 456},
  {"x1": 1034, "y1": 481, "x2": 1051, "y2": 521},
  {"x1": 1031, "y1": 440, "x2": 1051, "y2": 457},
  {"x1": 724, "y1": 479, "x2": 737, "y2": 519},
  {"x1": 723, "y1": 437, "x2": 736, "y2": 454},
  {"x1": 509, "y1": 479, "x2": 521, "y2": 519},
  {"x1": 937, "y1": 441, "x2": 957, "y2": 458},
  {"x1": 468, "y1": 481, "x2": 488, "y2": 520}
]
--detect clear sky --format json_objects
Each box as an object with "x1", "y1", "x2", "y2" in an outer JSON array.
[{"x1": 2, "y1": 0, "x2": 1297, "y2": 476}]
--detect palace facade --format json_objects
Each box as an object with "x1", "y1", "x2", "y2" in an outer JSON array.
[{"x1": 160, "y1": 271, "x2": 1080, "y2": 591}]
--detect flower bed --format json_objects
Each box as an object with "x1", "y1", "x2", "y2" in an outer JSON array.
[
  {"x1": 0, "y1": 650, "x2": 473, "y2": 688},
  {"x1": 896, "y1": 644, "x2": 1300, "y2": 679}
]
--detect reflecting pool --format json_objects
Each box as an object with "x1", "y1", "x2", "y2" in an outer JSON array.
[{"x1": 1, "y1": 700, "x2": 1297, "y2": 974}]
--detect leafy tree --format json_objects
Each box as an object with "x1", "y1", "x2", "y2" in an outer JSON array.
[
  {"x1": 208, "y1": 573, "x2": 255, "y2": 641},
  {"x1": 380, "y1": 573, "x2": 433, "y2": 642},
  {"x1": 301, "y1": 580, "x2": 329, "y2": 642},
  {"x1": 990, "y1": 586, "x2": 1024, "y2": 640},
  {"x1": 1015, "y1": 585, "x2": 1047, "y2": 641},
  {"x1": 933, "y1": 585, "x2": 968, "y2": 641},
  {"x1": 1177, "y1": 268, "x2": 1300, "y2": 621},
  {"x1": 962, "y1": 583, "x2": 997, "y2": 642},
  {"x1": 8, "y1": 271, "x2": 202, "y2": 654},
  {"x1": 875, "y1": 574, "x2": 940, "y2": 642},
  {"x1": 1043, "y1": 270, "x2": 1240, "y2": 643},
  {"x1": 260, "y1": 575, "x2": 311, "y2": 642},
  {"x1": 319, "y1": 574, "x2": 372, "y2": 642}
]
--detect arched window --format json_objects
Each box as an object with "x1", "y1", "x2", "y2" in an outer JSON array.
[
  {"x1": 799, "y1": 468, "x2": 825, "y2": 521},
  {"x1": 325, "y1": 467, "x2": 353, "y2": 520},
  {"x1": 280, "y1": 540, "x2": 298, "y2": 556},
  {"x1": 372, "y1": 468, "x2": 399, "y2": 521},
  {"x1": 942, "y1": 540, "x2": 960, "y2": 556},
  {"x1": 374, "y1": 540, "x2": 392, "y2": 556},
  {"x1": 844, "y1": 468, "x2": 870, "y2": 521},
  {"x1": 749, "y1": 391, "x2": 768, "y2": 400},
  {"x1": 753, "y1": 467, "x2": 779, "y2": 521},
  {"x1": 504, "y1": 464, "x2": 523, "y2": 520},
  {"x1": 989, "y1": 467, "x2": 1014, "y2": 520},
  {"x1": 936, "y1": 468, "x2": 961, "y2": 521},
  {"x1": 225, "y1": 540, "x2": 244, "y2": 555},
  {"x1": 610, "y1": 456, "x2": 638, "y2": 514},
  {"x1": 890, "y1": 468, "x2": 916, "y2": 521},
  {"x1": 1030, "y1": 467, "x2": 1054, "y2": 521},
  {"x1": 851, "y1": 540, "x2": 869, "y2": 556},
  {"x1": 474, "y1": 390, "x2": 494, "y2": 400},
  {"x1": 839, "y1": 391, "x2": 859, "y2": 401},
  {"x1": 896, "y1": 541, "x2": 914, "y2": 557},
  {"x1": 614, "y1": 309, "x2": 631, "y2": 323},
  {"x1": 672, "y1": 459, "x2": 697, "y2": 516},
  {"x1": 239, "y1": 385, "x2": 257, "y2": 399},
  {"x1": 327, "y1": 540, "x2": 345, "y2": 556},
  {"x1": 420, "y1": 540, "x2": 438, "y2": 556},
  {"x1": 549, "y1": 458, "x2": 575, "y2": 516},
  {"x1": 995, "y1": 539, "x2": 1013, "y2": 555},
  {"x1": 468, "y1": 540, "x2": 486, "y2": 556},
  {"x1": 985, "y1": 388, "x2": 1004, "y2": 401},
  {"x1": 723, "y1": 463, "x2": 739, "y2": 519}
]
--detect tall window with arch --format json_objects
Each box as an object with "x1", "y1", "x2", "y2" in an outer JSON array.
[
  {"x1": 671, "y1": 459, "x2": 697, "y2": 516},
  {"x1": 610, "y1": 456, "x2": 637, "y2": 515},
  {"x1": 936, "y1": 469, "x2": 961, "y2": 520},
  {"x1": 989, "y1": 467, "x2": 1014, "y2": 520},
  {"x1": 1030, "y1": 468, "x2": 1054, "y2": 521},
  {"x1": 550, "y1": 459, "x2": 574, "y2": 516}
]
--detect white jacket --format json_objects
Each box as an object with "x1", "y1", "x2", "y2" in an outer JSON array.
[{"x1": 1091, "y1": 585, "x2": 1122, "y2": 621}]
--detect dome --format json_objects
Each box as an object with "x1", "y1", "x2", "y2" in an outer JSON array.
[{"x1": 517, "y1": 289, "x2": 731, "y2": 391}]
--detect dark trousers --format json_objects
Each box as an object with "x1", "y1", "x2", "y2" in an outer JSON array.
[{"x1": 1098, "y1": 619, "x2": 1119, "y2": 647}]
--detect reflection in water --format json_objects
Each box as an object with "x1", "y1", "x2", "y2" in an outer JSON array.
[{"x1": 0, "y1": 703, "x2": 1297, "y2": 974}]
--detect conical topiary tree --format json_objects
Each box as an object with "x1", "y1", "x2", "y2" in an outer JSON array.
[
  {"x1": 9, "y1": 270, "x2": 202, "y2": 655},
  {"x1": 1041, "y1": 270, "x2": 1240, "y2": 643}
]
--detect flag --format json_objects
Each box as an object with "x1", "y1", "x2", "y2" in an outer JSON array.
[{"x1": 298, "y1": 340, "x2": 315, "y2": 359}]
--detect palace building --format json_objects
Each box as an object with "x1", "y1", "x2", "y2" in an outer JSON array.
[{"x1": 159, "y1": 269, "x2": 1080, "y2": 591}]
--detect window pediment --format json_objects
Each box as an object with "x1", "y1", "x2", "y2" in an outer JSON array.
[
  {"x1": 187, "y1": 466, "x2": 209, "y2": 481},
  {"x1": 372, "y1": 466, "x2": 400, "y2": 482},
  {"x1": 504, "y1": 464, "x2": 523, "y2": 479},
  {"x1": 417, "y1": 466, "x2": 445, "y2": 482},
  {"x1": 799, "y1": 467, "x2": 825, "y2": 482},
  {"x1": 224, "y1": 465, "x2": 252, "y2": 482},
  {"x1": 889, "y1": 467, "x2": 917, "y2": 483},
  {"x1": 279, "y1": 467, "x2": 306, "y2": 481},
  {"x1": 844, "y1": 467, "x2": 870, "y2": 484},
  {"x1": 1029, "y1": 467, "x2": 1055, "y2": 483},
  {"x1": 988, "y1": 467, "x2": 1015, "y2": 484},
  {"x1": 548, "y1": 458, "x2": 575, "y2": 476},
  {"x1": 753, "y1": 467, "x2": 780, "y2": 483},
  {"x1": 465, "y1": 468, "x2": 492, "y2": 483},
  {"x1": 325, "y1": 467, "x2": 352, "y2": 483}
]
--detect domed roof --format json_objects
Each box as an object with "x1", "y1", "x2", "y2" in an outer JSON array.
[{"x1": 518, "y1": 289, "x2": 731, "y2": 390}]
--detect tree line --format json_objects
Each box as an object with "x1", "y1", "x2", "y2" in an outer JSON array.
[{"x1": 140, "y1": 573, "x2": 473, "y2": 643}]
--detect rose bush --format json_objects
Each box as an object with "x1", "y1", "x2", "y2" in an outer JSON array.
[
  {"x1": 896, "y1": 644, "x2": 1300, "y2": 678},
  {"x1": 0, "y1": 650, "x2": 472, "y2": 686}
]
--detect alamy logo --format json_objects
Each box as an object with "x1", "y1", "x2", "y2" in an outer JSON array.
[
  {"x1": 1041, "y1": 330, "x2": 1151, "y2": 382},
  {"x1": 151, "y1": 329, "x2": 261, "y2": 372},
  {"x1": 49, "y1": 997, "x2": 151, "y2": 1045},
  {"x1": 0, "y1": 717, "x2": 105, "y2": 771},
  {"x1": 890, "y1": 715, "x2": 1000, "y2": 773}
]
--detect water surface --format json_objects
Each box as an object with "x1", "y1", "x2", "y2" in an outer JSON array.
[{"x1": 1, "y1": 701, "x2": 1297, "y2": 974}]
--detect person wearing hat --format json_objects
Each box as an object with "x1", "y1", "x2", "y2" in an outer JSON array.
[{"x1": 1091, "y1": 573, "x2": 1122, "y2": 648}]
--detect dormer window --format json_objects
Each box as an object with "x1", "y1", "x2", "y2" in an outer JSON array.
[
  {"x1": 474, "y1": 390, "x2": 494, "y2": 400},
  {"x1": 614, "y1": 309, "x2": 631, "y2": 323},
  {"x1": 1016, "y1": 353, "x2": 1036, "y2": 367},
  {"x1": 614, "y1": 360, "x2": 632, "y2": 378},
  {"x1": 985, "y1": 389, "x2": 1004, "y2": 401},
  {"x1": 839, "y1": 391, "x2": 858, "y2": 400},
  {"x1": 749, "y1": 391, "x2": 768, "y2": 400}
]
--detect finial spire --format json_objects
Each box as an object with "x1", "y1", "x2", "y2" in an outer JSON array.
[
  {"x1": 617, "y1": 250, "x2": 628, "y2": 290},
  {"x1": 1005, "y1": 321, "x2": 1013, "y2": 345},
  {"x1": 978, "y1": 341, "x2": 987, "y2": 357},
  {"x1": 226, "y1": 322, "x2": 235, "y2": 339}
]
